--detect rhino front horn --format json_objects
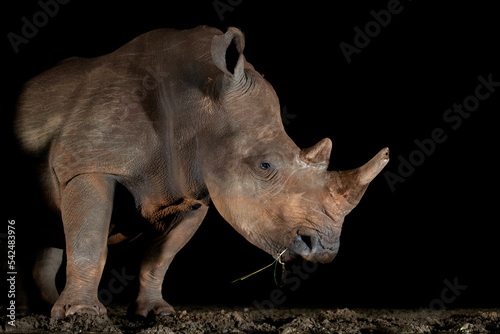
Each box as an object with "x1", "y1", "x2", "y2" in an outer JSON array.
[
  {"x1": 356, "y1": 147, "x2": 390, "y2": 185},
  {"x1": 329, "y1": 147, "x2": 390, "y2": 208}
]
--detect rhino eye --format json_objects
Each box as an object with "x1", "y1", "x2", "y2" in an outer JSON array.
[{"x1": 260, "y1": 162, "x2": 271, "y2": 170}]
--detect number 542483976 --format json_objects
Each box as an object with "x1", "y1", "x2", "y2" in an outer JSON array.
[{"x1": 7, "y1": 220, "x2": 16, "y2": 271}]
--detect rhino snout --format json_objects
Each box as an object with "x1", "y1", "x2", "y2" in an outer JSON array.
[{"x1": 290, "y1": 234, "x2": 339, "y2": 264}]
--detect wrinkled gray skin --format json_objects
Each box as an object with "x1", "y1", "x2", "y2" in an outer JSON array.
[{"x1": 15, "y1": 26, "x2": 389, "y2": 319}]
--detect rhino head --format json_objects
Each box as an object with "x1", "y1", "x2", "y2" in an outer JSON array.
[{"x1": 201, "y1": 28, "x2": 389, "y2": 263}]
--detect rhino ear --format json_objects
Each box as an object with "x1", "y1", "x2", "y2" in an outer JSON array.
[{"x1": 211, "y1": 27, "x2": 246, "y2": 80}]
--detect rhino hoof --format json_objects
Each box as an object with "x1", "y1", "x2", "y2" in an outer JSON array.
[
  {"x1": 130, "y1": 299, "x2": 175, "y2": 318},
  {"x1": 51, "y1": 302, "x2": 107, "y2": 319}
]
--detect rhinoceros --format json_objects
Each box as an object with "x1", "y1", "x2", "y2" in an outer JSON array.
[{"x1": 15, "y1": 26, "x2": 389, "y2": 318}]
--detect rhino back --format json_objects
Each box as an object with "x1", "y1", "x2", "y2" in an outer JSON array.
[{"x1": 15, "y1": 26, "x2": 221, "y2": 187}]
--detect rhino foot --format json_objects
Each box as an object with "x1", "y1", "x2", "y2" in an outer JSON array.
[
  {"x1": 130, "y1": 298, "x2": 175, "y2": 318},
  {"x1": 51, "y1": 295, "x2": 107, "y2": 319}
]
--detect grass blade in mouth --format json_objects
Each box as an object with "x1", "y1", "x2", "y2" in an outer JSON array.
[{"x1": 231, "y1": 248, "x2": 288, "y2": 285}]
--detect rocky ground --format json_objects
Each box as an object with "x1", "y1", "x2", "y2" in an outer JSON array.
[{"x1": 1, "y1": 306, "x2": 499, "y2": 333}]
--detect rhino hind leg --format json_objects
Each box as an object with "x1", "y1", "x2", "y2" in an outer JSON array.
[
  {"x1": 130, "y1": 205, "x2": 208, "y2": 318},
  {"x1": 51, "y1": 174, "x2": 116, "y2": 318},
  {"x1": 33, "y1": 247, "x2": 63, "y2": 306}
]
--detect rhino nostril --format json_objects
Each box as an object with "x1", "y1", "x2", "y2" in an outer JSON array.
[{"x1": 300, "y1": 235, "x2": 313, "y2": 251}]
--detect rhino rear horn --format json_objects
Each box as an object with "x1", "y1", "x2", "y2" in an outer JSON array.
[
  {"x1": 211, "y1": 27, "x2": 246, "y2": 80},
  {"x1": 299, "y1": 138, "x2": 332, "y2": 168}
]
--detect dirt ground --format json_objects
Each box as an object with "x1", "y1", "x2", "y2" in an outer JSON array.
[{"x1": 2, "y1": 305, "x2": 499, "y2": 334}]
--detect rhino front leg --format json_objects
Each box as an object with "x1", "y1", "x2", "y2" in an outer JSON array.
[
  {"x1": 51, "y1": 174, "x2": 115, "y2": 319},
  {"x1": 132, "y1": 205, "x2": 208, "y2": 317}
]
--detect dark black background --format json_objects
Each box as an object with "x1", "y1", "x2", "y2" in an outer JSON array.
[{"x1": 3, "y1": 0, "x2": 499, "y2": 311}]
